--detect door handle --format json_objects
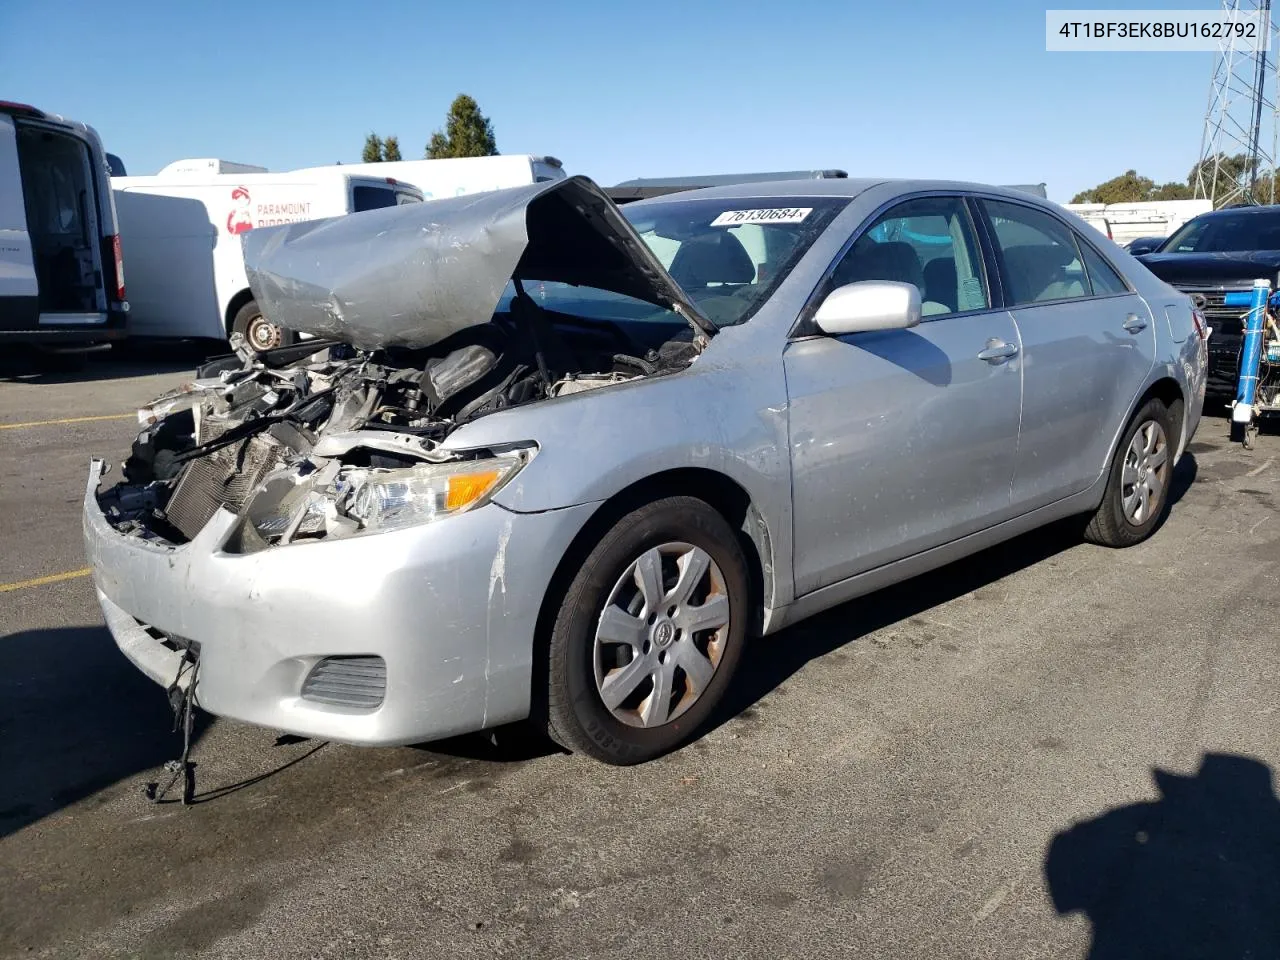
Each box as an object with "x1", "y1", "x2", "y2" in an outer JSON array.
[
  {"x1": 978, "y1": 338, "x2": 1019, "y2": 363},
  {"x1": 1123, "y1": 313, "x2": 1149, "y2": 333}
]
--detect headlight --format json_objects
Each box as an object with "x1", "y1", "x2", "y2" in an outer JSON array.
[{"x1": 344, "y1": 453, "x2": 527, "y2": 533}]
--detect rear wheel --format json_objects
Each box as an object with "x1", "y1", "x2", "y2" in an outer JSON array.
[
  {"x1": 230, "y1": 300, "x2": 294, "y2": 352},
  {"x1": 546, "y1": 496, "x2": 749, "y2": 764},
  {"x1": 1084, "y1": 398, "x2": 1174, "y2": 547}
]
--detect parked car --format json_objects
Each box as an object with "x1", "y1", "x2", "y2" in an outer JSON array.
[
  {"x1": 0, "y1": 101, "x2": 128, "y2": 355},
  {"x1": 85, "y1": 176, "x2": 1207, "y2": 764},
  {"x1": 113, "y1": 161, "x2": 423, "y2": 350},
  {"x1": 1137, "y1": 204, "x2": 1280, "y2": 396}
]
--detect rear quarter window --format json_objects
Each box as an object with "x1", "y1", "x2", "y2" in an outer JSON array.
[
  {"x1": 352, "y1": 185, "x2": 398, "y2": 212},
  {"x1": 1078, "y1": 241, "x2": 1128, "y2": 296}
]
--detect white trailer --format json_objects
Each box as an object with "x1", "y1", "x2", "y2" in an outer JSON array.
[
  {"x1": 113, "y1": 163, "x2": 423, "y2": 348},
  {"x1": 1063, "y1": 199, "x2": 1212, "y2": 245},
  {"x1": 297, "y1": 155, "x2": 565, "y2": 200}
]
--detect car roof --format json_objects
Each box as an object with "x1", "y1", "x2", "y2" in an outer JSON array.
[
  {"x1": 1188, "y1": 204, "x2": 1280, "y2": 219},
  {"x1": 627, "y1": 177, "x2": 1059, "y2": 205}
]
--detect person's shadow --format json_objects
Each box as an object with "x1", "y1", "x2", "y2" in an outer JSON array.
[{"x1": 1045, "y1": 753, "x2": 1280, "y2": 959}]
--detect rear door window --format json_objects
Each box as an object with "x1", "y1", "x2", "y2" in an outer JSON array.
[{"x1": 982, "y1": 200, "x2": 1088, "y2": 306}]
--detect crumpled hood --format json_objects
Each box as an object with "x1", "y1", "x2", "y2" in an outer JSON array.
[{"x1": 242, "y1": 175, "x2": 714, "y2": 350}]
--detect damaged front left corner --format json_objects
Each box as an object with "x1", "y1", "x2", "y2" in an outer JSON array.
[{"x1": 94, "y1": 178, "x2": 709, "y2": 551}]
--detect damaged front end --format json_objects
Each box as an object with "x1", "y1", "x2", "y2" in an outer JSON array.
[{"x1": 95, "y1": 176, "x2": 709, "y2": 549}]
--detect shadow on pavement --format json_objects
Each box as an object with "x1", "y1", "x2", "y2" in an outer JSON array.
[
  {"x1": 0, "y1": 625, "x2": 210, "y2": 837},
  {"x1": 411, "y1": 723, "x2": 565, "y2": 763},
  {"x1": 0, "y1": 340, "x2": 221, "y2": 385},
  {"x1": 711, "y1": 452, "x2": 1197, "y2": 734},
  {"x1": 1046, "y1": 753, "x2": 1280, "y2": 959}
]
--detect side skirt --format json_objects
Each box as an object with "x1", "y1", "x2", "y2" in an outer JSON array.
[{"x1": 762, "y1": 482, "x2": 1103, "y2": 635}]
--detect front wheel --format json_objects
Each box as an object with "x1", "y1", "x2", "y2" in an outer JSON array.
[
  {"x1": 546, "y1": 496, "x2": 750, "y2": 764},
  {"x1": 230, "y1": 300, "x2": 295, "y2": 352},
  {"x1": 1084, "y1": 398, "x2": 1175, "y2": 547}
]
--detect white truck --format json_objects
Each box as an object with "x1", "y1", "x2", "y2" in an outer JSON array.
[
  {"x1": 113, "y1": 161, "x2": 423, "y2": 349},
  {"x1": 0, "y1": 100, "x2": 129, "y2": 356},
  {"x1": 297, "y1": 155, "x2": 565, "y2": 200}
]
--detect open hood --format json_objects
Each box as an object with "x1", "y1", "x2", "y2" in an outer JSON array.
[{"x1": 242, "y1": 175, "x2": 715, "y2": 350}]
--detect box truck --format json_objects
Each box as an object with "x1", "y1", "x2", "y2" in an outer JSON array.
[
  {"x1": 113, "y1": 162, "x2": 423, "y2": 349},
  {"x1": 0, "y1": 101, "x2": 128, "y2": 355}
]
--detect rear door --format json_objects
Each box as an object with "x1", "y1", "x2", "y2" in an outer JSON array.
[
  {"x1": 977, "y1": 198, "x2": 1157, "y2": 511},
  {"x1": 784, "y1": 194, "x2": 1023, "y2": 594},
  {"x1": 14, "y1": 119, "x2": 108, "y2": 325},
  {"x1": 0, "y1": 113, "x2": 39, "y2": 331}
]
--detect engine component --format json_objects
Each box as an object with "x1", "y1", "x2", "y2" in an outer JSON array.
[
  {"x1": 164, "y1": 427, "x2": 284, "y2": 540},
  {"x1": 550, "y1": 373, "x2": 631, "y2": 396}
]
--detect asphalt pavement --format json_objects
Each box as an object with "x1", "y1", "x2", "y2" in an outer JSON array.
[{"x1": 1, "y1": 350, "x2": 1277, "y2": 960}]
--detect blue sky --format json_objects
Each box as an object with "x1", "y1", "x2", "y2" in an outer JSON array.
[{"x1": 0, "y1": 0, "x2": 1234, "y2": 201}]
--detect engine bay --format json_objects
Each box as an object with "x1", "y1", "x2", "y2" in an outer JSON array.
[{"x1": 98, "y1": 294, "x2": 698, "y2": 550}]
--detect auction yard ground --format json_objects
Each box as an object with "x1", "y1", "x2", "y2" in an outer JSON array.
[{"x1": 2, "y1": 351, "x2": 1277, "y2": 959}]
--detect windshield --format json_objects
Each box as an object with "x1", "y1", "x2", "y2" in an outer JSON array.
[
  {"x1": 1163, "y1": 211, "x2": 1280, "y2": 253},
  {"x1": 501, "y1": 196, "x2": 847, "y2": 328},
  {"x1": 624, "y1": 196, "x2": 847, "y2": 326}
]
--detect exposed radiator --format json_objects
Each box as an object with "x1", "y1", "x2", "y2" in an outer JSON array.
[{"x1": 164, "y1": 429, "x2": 280, "y2": 540}]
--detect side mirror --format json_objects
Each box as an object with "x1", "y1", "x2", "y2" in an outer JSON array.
[
  {"x1": 813, "y1": 281, "x2": 922, "y2": 336},
  {"x1": 1127, "y1": 239, "x2": 1161, "y2": 256}
]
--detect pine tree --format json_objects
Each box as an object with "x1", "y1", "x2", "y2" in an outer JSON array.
[
  {"x1": 362, "y1": 133, "x2": 384, "y2": 163},
  {"x1": 383, "y1": 136, "x2": 402, "y2": 162},
  {"x1": 425, "y1": 95, "x2": 497, "y2": 159}
]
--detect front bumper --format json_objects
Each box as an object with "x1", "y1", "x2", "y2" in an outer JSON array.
[{"x1": 83, "y1": 459, "x2": 595, "y2": 746}]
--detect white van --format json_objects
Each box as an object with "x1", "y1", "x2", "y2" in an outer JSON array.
[
  {"x1": 113, "y1": 163, "x2": 423, "y2": 349},
  {"x1": 0, "y1": 101, "x2": 128, "y2": 352},
  {"x1": 298, "y1": 155, "x2": 565, "y2": 201}
]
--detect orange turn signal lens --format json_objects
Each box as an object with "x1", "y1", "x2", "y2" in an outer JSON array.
[{"x1": 445, "y1": 470, "x2": 500, "y2": 511}]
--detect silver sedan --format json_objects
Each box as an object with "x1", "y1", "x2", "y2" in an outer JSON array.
[{"x1": 85, "y1": 176, "x2": 1207, "y2": 764}]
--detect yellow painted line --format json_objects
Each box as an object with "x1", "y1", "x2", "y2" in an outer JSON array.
[
  {"x1": 0, "y1": 567, "x2": 92, "y2": 593},
  {"x1": 0, "y1": 413, "x2": 134, "y2": 431}
]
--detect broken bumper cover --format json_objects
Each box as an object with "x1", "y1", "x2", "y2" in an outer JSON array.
[{"x1": 83, "y1": 459, "x2": 594, "y2": 746}]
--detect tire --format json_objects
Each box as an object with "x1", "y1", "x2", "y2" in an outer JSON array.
[
  {"x1": 229, "y1": 300, "x2": 294, "y2": 352},
  {"x1": 546, "y1": 496, "x2": 750, "y2": 765},
  {"x1": 1084, "y1": 398, "x2": 1175, "y2": 547}
]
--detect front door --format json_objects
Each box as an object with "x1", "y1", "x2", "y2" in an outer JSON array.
[{"x1": 785, "y1": 195, "x2": 1023, "y2": 596}]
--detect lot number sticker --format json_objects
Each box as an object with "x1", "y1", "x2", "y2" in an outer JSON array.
[{"x1": 711, "y1": 207, "x2": 812, "y2": 226}]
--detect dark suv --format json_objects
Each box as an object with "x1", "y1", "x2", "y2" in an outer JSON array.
[{"x1": 1138, "y1": 205, "x2": 1280, "y2": 397}]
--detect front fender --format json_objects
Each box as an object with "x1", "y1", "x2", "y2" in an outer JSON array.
[{"x1": 443, "y1": 352, "x2": 796, "y2": 603}]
